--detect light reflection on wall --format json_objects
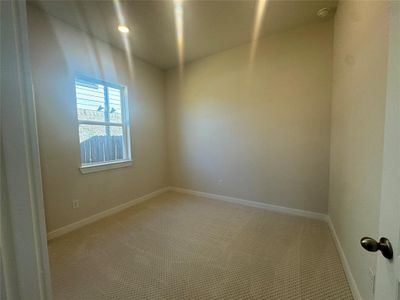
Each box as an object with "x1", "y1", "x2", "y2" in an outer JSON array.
[
  {"x1": 174, "y1": 0, "x2": 184, "y2": 80},
  {"x1": 248, "y1": 0, "x2": 268, "y2": 78},
  {"x1": 113, "y1": 0, "x2": 135, "y2": 79}
]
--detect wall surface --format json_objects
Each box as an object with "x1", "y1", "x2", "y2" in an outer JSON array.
[
  {"x1": 28, "y1": 6, "x2": 167, "y2": 232},
  {"x1": 329, "y1": 1, "x2": 389, "y2": 299},
  {"x1": 166, "y1": 21, "x2": 333, "y2": 213}
]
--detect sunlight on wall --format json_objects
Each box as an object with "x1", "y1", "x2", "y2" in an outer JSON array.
[
  {"x1": 248, "y1": 0, "x2": 268, "y2": 79},
  {"x1": 174, "y1": 0, "x2": 184, "y2": 80}
]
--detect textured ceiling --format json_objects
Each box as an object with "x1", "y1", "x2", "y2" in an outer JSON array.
[{"x1": 29, "y1": 0, "x2": 337, "y2": 69}]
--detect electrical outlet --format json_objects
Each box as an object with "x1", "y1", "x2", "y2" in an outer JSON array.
[
  {"x1": 368, "y1": 267, "x2": 375, "y2": 294},
  {"x1": 72, "y1": 199, "x2": 80, "y2": 209}
]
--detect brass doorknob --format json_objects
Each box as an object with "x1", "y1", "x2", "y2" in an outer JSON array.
[{"x1": 360, "y1": 237, "x2": 393, "y2": 259}]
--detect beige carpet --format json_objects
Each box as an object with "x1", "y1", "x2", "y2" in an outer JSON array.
[{"x1": 48, "y1": 192, "x2": 353, "y2": 299}]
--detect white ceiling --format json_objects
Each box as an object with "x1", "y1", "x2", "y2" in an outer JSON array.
[{"x1": 29, "y1": 0, "x2": 337, "y2": 69}]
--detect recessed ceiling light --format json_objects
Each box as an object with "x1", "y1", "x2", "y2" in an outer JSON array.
[
  {"x1": 118, "y1": 25, "x2": 130, "y2": 33},
  {"x1": 317, "y1": 8, "x2": 330, "y2": 18}
]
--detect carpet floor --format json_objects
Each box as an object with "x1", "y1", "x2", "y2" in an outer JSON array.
[{"x1": 48, "y1": 191, "x2": 353, "y2": 299}]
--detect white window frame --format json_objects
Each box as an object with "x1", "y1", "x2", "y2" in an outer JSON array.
[{"x1": 74, "y1": 74, "x2": 132, "y2": 174}]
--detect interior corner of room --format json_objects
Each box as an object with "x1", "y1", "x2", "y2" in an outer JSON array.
[{"x1": 2, "y1": 0, "x2": 399, "y2": 299}]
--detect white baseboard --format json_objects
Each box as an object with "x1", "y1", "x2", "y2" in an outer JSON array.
[
  {"x1": 168, "y1": 186, "x2": 328, "y2": 222},
  {"x1": 47, "y1": 187, "x2": 168, "y2": 240},
  {"x1": 328, "y1": 217, "x2": 362, "y2": 300}
]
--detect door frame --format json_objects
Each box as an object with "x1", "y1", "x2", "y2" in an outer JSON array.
[{"x1": 1, "y1": 0, "x2": 52, "y2": 299}]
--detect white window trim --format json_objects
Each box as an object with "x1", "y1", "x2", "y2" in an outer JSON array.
[
  {"x1": 74, "y1": 74, "x2": 132, "y2": 173},
  {"x1": 79, "y1": 159, "x2": 132, "y2": 174}
]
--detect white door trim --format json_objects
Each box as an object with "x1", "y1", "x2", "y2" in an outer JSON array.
[{"x1": 1, "y1": 0, "x2": 52, "y2": 299}]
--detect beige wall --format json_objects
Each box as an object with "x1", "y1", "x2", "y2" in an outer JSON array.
[
  {"x1": 28, "y1": 7, "x2": 168, "y2": 232},
  {"x1": 166, "y1": 21, "x2": 333, "y2": 213},
  {"x1": 329, "y1": 1, "x2": 389, "y2": 299}
]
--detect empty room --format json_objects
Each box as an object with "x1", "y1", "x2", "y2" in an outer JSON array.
[{"x1": 2, "y1": 0, "x2": 400, "y2": 299}]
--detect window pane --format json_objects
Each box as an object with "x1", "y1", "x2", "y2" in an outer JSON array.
[
  {"x1": 75, "y1": 79, "x2": 105, "y2": 122},
  {"x1": 109, "y1": 126, "x2": 125, "y2": 159},
  {"x1": 79, "y1": 124, "x2": 125, "y2": 164},
  {"x1": 108, "y1": 87, "x2": 123, "y2": 123}
]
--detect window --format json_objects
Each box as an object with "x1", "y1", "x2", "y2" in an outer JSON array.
[{"x1": 74, "y1": 75, "x2": 131, "y2": 173}]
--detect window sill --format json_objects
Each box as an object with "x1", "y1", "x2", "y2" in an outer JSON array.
[{"x1": 79, "y1": 160, "x2": 132, "y2": 174}]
